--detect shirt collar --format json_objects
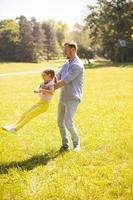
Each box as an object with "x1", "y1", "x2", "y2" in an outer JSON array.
[{"x1": 68, "y1": 56, "x2": 78, "y2": 63}]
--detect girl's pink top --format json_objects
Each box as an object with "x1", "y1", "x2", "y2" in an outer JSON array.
[{"x1": 39, "y1": 80, "x2": 54, "y2": 102}]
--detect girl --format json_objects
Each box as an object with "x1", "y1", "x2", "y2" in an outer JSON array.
[{"x1": 2, "y1": 69, "x2": 56, "y2": 133}]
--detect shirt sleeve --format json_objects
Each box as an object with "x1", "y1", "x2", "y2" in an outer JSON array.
[
  {"x1": 63, "y1": 64, "x2": 82, "y2": 84},
  {"x1": 56, "y1": 67, "x2": 62, "y2": 80}
]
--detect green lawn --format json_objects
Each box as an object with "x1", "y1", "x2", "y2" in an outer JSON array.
[{"x1": 0, "y1": 62, "x2": 133, "y2": 200}]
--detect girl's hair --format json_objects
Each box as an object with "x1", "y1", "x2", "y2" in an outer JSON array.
[{"x1": 42, "y1": 69, "x2": 57, "y2": 83}]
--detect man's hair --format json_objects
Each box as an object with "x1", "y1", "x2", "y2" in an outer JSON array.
[{"x1": 64, "y1": 41, "x2": 77, "y2": 51}]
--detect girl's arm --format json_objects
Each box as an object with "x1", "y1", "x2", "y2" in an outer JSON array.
[
  {"x1": 40, "y1": 88, "x2": 54, "y2": 95},
  {"x1": 34, "y1": 84, "x2": 41, "y2": 93},
  {"x1": 34, "y1": 82, "x2": 54, "y2": 95},
  {"x1": 40, "y1": 83, "x2": 55, "y2": 95}
]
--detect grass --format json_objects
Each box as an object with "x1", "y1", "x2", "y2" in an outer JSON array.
[
  {"x1": 0, "y1": 60, "x2": 64, "y2": 73},
  {"x1": 0, "y1": 61, "x2": 133, "y2": 200}
]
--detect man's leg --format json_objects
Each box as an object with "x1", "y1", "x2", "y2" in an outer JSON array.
[
  {"x1": 57, "y1": 101, "x2": 69, "y2": 149},
  {"x1": 64, "y1": 100, "x2": 80, "y2": 148}
]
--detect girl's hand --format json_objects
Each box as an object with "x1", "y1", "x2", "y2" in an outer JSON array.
[
  {"x1": 35, "y1": 88, "x2": 45, "y2": 94},
  {"x1": 40, "y1": 89, "x2": 46, "y2": 94},
  {"x1": 34, "y1": 90, "x2": 39, "y2": 93}
]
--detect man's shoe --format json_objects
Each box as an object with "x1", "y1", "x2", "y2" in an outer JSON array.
[
  {"x1": 73, "y1": 145, "x2": 80, "y2": 152},
  {"x1": 59, "y1": 146, "x2": 70, "y2": 153},
  {"x1": 1, "y1": 125, "x2": 16, "y2": 133}
]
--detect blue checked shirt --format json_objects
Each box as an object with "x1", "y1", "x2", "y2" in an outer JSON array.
[{"x1": 56, "y1": 56, "x2": 84, "y2": 102}]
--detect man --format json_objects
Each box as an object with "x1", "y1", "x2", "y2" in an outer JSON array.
[{"x1": 55, "y1": 41, "x2": 84, "y2": 152}]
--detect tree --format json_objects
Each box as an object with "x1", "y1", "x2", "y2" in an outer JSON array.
[
  {"x1": 55, "y1": 21, "x2": 69, "y2": 47},
  {"x1": 85, "y1": 0, "x2": 133, "y2": 62},
  {"x1": 77, "y1": 45, "x2": 94, "y2": 64},
  {"x1": 69, "y1": 23, "x2": 91, "y2": 49},
  {"x1": 16, "y1": 15, "x2": 35, "y2": 62},
  {"x1": 0, "y1": 19, "x2": 19, "y2": 61},
  {"x1": 42, "y1": 21, "x2": 58, "y2": 59},
  {"x1": 31, "y1": 17, "x2": 45, "y2": 62}
]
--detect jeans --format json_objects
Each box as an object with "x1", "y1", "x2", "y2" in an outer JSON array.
[{"x1": 57, "y1": 100, "x2": 80, "y2": 148}]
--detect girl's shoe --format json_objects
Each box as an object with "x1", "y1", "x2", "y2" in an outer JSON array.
[{"x1": 1, "y1": 125, "x2": 16, "y2": 133}]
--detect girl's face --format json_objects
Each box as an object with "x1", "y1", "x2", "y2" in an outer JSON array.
[{"x1": 42, "y1": 73, "x2": 52, "y2": 82}]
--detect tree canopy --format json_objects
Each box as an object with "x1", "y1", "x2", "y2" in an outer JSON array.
[
  {"x1": 85, "y1": 0, "x2": 133, "y2": 62},
  {"x1": 0, "y1": 1, "x2": 132, "y2": 63},
  {"x1": 0, "y1": 16, "x2": 68, "y2": 62}
]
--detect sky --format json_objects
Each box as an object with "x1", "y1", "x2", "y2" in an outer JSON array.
[{"x1": 0, "y1": 0, "x2": 96, "y2": 29}]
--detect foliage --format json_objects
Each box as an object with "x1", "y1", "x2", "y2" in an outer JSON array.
[
  {"x1": 0, "y1": 17, "x2": 68, "y2": 62},
  {"x1": 0, "y1": 1, "x2": 133, "y2": 63},
  {"x1": 0, "y1": 20, "x2": 19, "y2": 61},
  {"x1": 31, "y1": 17, "x2": 45, "y2": 63},
  {"x1": 54, "y1": 21, "x2": 69, "y2": 47},
  {"x1": 69, "y1": 23, "x2": 92, "y2": 49},
  {"x1": 77, "y1": 45, "x2": 94, "y2": 63},
  {"x1": 85, "y1": 0, "x2": 133, "y2": 62},
  {"x1": 16, "y1": 16, "x2": 35, "y2": 62},
  {"x1": 42, "y1": 21, "x2": 58, "y2": 60}
]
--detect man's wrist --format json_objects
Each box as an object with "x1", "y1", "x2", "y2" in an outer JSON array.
[{"x1": 54, "y1": 80, "x2": 65, "y2": 90}]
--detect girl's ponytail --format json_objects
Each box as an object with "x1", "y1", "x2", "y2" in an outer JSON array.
[{"x1": 54, "y1": 76, "x2": 57, "y2": 84}]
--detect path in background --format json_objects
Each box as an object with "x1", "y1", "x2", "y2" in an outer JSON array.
[
  {"x1": 0, "y1": 70, "x2": 42, "y2": 77},
  {"x1": 0, "y1": 69, "x2": 60, "y2": 77}
]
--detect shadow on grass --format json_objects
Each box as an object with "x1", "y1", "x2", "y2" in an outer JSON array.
[
  {"x1": 0, "y1": 150, "x2": 62, "y2": 174},
  {"x1": 84, "y1": 60, "x2": 133, "y2": 69}
]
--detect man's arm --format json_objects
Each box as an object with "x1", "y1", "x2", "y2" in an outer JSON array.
[
  {"x1": 63, "y1": 64, "x2": 82, "y2": 84},
  {"x1": 54, "y1": 80, "x2": 65, "y2": 90}
]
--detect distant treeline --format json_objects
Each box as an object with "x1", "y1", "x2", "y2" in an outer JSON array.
[
  {"x1": 0, "y1": 0, "x2": 132, "y2": 63},
  {"x1": 0, "y1": 16, "x2": 69, "y2": 62}
]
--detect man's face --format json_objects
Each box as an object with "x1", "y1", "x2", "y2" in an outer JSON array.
[{"x1": 63, "y1": 45, "x2": 72, "y2": 59}]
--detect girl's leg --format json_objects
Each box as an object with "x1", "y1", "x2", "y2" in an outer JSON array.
[{"x1": 14, "y1": 101, "x2": 49, "y2": 131}]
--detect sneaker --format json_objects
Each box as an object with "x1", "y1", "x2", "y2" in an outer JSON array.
[
  {"x1": 1, "y1": 125, "x2": 16, "y2": 133},
  {"x1": 59, "y1": 146, "x2": 70, "y2": 153},
  {"x1": 73, "y1": 145, "x2": 80, "y2": 152}
]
